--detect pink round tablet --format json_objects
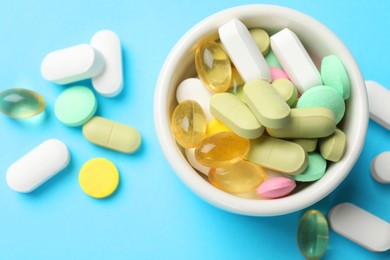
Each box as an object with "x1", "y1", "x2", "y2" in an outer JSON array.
[
  {"x1": 270, "y1": 67, "x2": 289, "y2": 81},
  {"x1": 256, "y1": 177, "x2": 296, "y2": 199}
]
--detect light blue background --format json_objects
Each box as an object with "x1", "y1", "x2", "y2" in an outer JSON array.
[{"x1": 0, "y1": 1, "x2": 389, "y2": 259}]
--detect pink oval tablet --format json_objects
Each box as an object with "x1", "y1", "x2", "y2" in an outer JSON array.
[
  {"x1": 256, "y1": 177, "x2": 296, "y2": 199},
  {"x1": 270, "y1": 67, "x2": 289, "y2": 81}
]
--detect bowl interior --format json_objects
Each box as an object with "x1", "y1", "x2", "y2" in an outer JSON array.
[{"x1": 154, "y1": 4, "x2": 368, "y2": 216}]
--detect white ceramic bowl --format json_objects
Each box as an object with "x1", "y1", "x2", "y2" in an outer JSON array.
[{"x1": 154, "y1": 4, "x2": 368, "y2": 216}]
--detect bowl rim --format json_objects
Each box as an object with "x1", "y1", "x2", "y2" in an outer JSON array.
[{"x1": 154, "y1": 4, "x2": 368, "y2": 216}]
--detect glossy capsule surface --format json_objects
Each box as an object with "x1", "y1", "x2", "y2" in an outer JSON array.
[
  {"x1": 0, "y1": 88, "x2": 45, "y2": 118},
  {"x1": 195, "y1": 39, "x2": 232, "y2": 93},
  {"x1": 195, "y1": 131, "x2": 249, "y2": 167},
  {"x1": 297, "y1": 210, "x2": 329, "y2": 260},
  {"x1": 209, "y1": 160, "x2": 266, "y2": 194},
  {"x1": 171, "y1": 100, "x2": 206, "y2": 148}
]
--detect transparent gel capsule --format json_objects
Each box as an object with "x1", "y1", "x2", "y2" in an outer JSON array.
[
  {"x1": 209, "y1": 160, "x2": 266, "y2": 194},
  {"x1": 0, "y1": 88, "x2": 45, "y2": 119},
  {"x1": 228, "y1": 67, "x2": 245, "y2": 97},
  {"x1": 195, "y1": 131, "x2": 250, "y2": 167},
  {"x1": 297, "y1": 210, "x2": 329, "y2": 260},
  {"x1": 195, "y1": 39, "x2": 232, "y2": 93},
  {"x1": 171, "y1": 100, "x2": 206, "y2": 148}
]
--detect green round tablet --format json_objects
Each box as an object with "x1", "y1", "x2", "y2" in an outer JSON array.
[
  {"x1": 55, "y1": 86, "x2": 97, "y2": 126},
  {"x1": 297, "y1": 85, "x2": 345, "y2": 124},
  {"x1": 291, "y1": 152, "x2": 327, "y2": 182}
]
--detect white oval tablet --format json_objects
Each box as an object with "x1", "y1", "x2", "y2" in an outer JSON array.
[
  {"x1": 218, "y1": 19, "x2": 271, "y2": 83},
  {"x1": 6, "y1": 139, "x2": 70, "y2": 193},
  {"x1": 270, "y1": 28, "x2": 322, "y2": 93},
  {"x1": 91, "y1": 30, "x2": 123, "y2": 97},
  {"x1": 176, "y1": 78, "x2": 214, "y2": 121},
  {"x1": 365, "y1": 80, "x2": 390, "y2": 130},
  {"x1": 41, "y1": 44, "x2": 104, "y2": 85},
  {"x1": 370, "y1": 151, "x2": 390, "y2": 183},
  {"x1": 328, "y1": 203, "x2": 390, "y2": 252},
  {"x1": 185, "y1": 148, "x2": 210, "y2": 176}
]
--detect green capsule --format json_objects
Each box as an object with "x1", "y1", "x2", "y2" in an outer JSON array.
[
  {"x1": 297, "y1": 210, "x2": 329, "y2": 260},
  {"x1": 0, "y1": 88, "x2": 45, "y2": 119}
]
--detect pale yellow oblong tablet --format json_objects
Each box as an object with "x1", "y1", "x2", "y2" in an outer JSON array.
[
  {"x1": 319, "y1": 128, "x2": 346, "y2": 162},
  {"x1": 290, "y1": 138, "x2": 318, "y2": 152},
  {"x1": 243, "y1": 79, "x2": 291, "y2": 128},
  {"x1": 267, "y1": 108, "x2": 336, "y2": 139},
  {"x1": 82, "y1": 116, "x2": 141, "y2": 154},
  {"x1": 246, "y1": 135, "x2": 308, "y2": 175},
  {"x1": 210, "y1": 92, "x2": 264, "y2": 139}
]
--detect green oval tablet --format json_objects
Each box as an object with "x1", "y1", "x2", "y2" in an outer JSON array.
[
  {"x1": 297, "y1": 85, "x2": 345, "y2": 124},
  {"x1": 55, "y1": 86, "x2": 97, "y2": 127},
  {"x1": 321, "y1": 55, "x2": 350, "y2": 100},
  {"x1": 291, "y1": 152, "x2": 327, "y2": 182},
  {"x1": 265, "y1": 50, "x2": 282, "y2": 69}
]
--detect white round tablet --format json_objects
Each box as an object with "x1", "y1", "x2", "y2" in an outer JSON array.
[{"x1": 370, "y1": 151, "x2": 390, "y2": 183}]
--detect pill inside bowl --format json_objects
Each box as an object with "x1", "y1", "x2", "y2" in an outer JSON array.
[
  {"x1": 170, "y1": 18, "x2": 350, "y2": 200},
  {"x1": 155, "y1": 4, "x2": 368, "y2": 216}
]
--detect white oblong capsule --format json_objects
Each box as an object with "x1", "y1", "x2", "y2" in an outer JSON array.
[
  {"x1": 328, "y1": 203, "x2": 390, "y2": 252},
  {"x1": 270, "y1": 28, "x2": 322, "y2": 93},
  {"x1": 6, "y1": 139, "x2": 70, "y2": 193},
  {"x1": 365, "y1": 80, "x2": 390, "y2": 130},
  {"x1": 218, "y1": 19, "x2": 271, "y2": 83},
  {"x1": 41, "y1": 44, "x2": 104, "y2": 85},
  {"x1": 91, "y1": 30, "x2": 123, "y2": 97},
  {"x1": 370, "y1": 151, "x2": 390, "y2": 183}
]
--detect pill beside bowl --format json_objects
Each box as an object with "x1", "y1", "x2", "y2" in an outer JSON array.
[
  {"x1": 170, "y1": 17, "x2": 349, "y2": 200},
  {"x1": 4, "y1": 30, "x2": 141, "y2": 197}
]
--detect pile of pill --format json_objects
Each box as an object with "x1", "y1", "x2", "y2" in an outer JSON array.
[
  {"x1": 3, "y1": 30, "x2": 141, "y2": 198},
  {"x1": 171, "y1": 18, "x2": 350, "y2": 199},
  {"x1": 295, "y1": 79, "x2": 390, "y2": 258}
]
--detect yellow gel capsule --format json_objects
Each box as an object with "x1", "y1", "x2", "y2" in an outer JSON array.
[
  {"x1": 206, "y1": 118, "x2": 231, "y2": 136},
  {"x1": 79, "y1": 158, "x2": 119, "y2": 199},
  {"x1": 171, "y1": 100, "x2": 206, "y2": 148},
  {"x1": 229, "y1": 67, "x2": 245, "y2": 96},
  {"x1": 0, "y1": 88, "x2": 45, "y2": 119},
  {"x1": 297, "y1": 210, "x2": 329, "y2": 260},
  {"x1": 195, "y1": 131, "x2": 250, "y2": 167},
  {"x1": 209, "y1": 160, "x2": 266, "y2": 194},
  {"x1": 195, "y1": 39, "x2": 232, "y2": 93},
  {"x1": 82, "y1": 116, "x2": 141, "y2": 154}
]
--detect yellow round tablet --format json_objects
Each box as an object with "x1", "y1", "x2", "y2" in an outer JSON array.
[{"x1": 79, "y1": 158, "x2": 119, "y2": 198}]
